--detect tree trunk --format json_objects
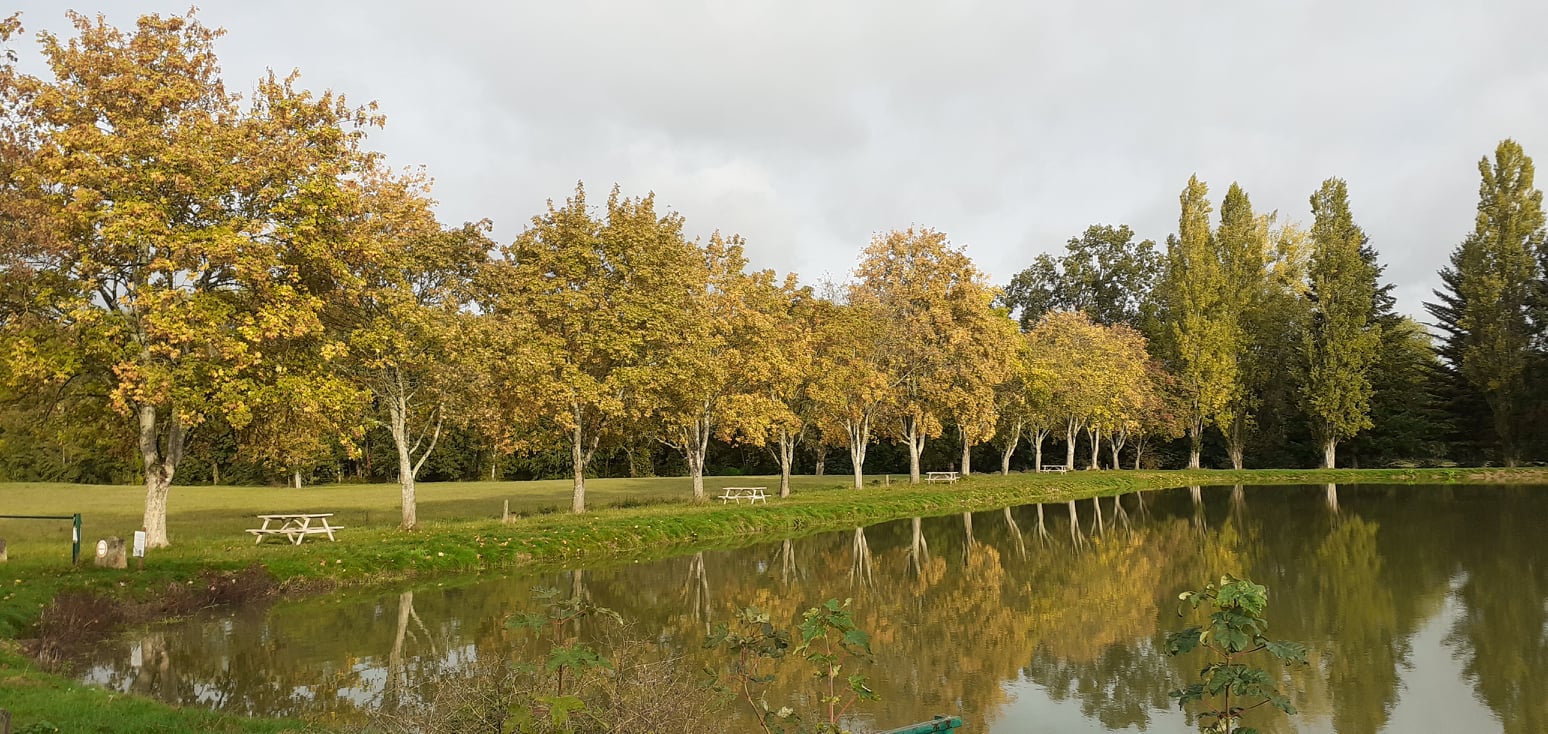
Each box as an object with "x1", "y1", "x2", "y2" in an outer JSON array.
[
  {"x1": 688, "y1": 447, "x2": 706, "y2": 501},
  {"x1": 814, "y1": 443, "x2": 826, "y2": 477},
  {"x1": 1034, "y1": 430, "x2": 1046, "y2": 471},
  {"x1": 1321, "y1": 437, "x2": 1337, "y2": 469},
  {"x1": 292, "y1": 469, "x2": 302, "y2": 489},
  {"x1": 1188, "y1": 419, "x2": 1203, "y2": 469},
  {"x1": 776, "y1": 428, "x2": 796, "y2": 498},
  {"x1": 847, "y1": 418, "x2": 869, "y2": 489},
  {"x1": 387, "y1": 388, "x2": 444, "y2": 530},
  {"x1": 138, "y1": 404, "x2": 184, "y2": 549},
  {"x1": 571, "y1": 421, "x2": 587, "y2": 513},
  {"x1": 1087, "y1": 426, "x2": 1100, "y2": 470},
  {"x1": 1226, "y1": 415, "x2": 1245, "y2": 470},
  {"x1": 390, "y1": 399, "x2": 418, "y2": 530},
  {"x1": 1000, "y1": 419, "x2": 1023, "y2": 475},
  {"x1": 1108, "y1": 429, "x2": 1126, "y2": 470},
  {"x1": 905, "y1": 416, "x2": 924, "y2": 484},
  {"x1": 211, "y1": 462, "x2": 219, "y2": 486},
  {"x1": 960, "y1": 429, "x2": 972, "y2": 477},
  {"x1": 1065, "y1": 418, "x2": 1079, "y2": 469}
]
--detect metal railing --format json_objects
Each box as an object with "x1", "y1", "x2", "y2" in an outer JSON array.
[{"x1": 0, "y1": 513, "x2": 82, "y2": 564}]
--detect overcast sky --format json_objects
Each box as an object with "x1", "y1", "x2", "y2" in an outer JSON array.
[{"x1": 11, "y1": 1, "x2": 1548, "y2": 319}]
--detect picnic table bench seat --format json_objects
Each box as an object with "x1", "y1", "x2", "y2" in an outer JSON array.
[
  {"x1": 247, "y1": 513, "x2": 342, "y2": 545},
  {"x1": 718, "y1": 487, "x2": 769, "y2": 504},
  {"x1": 925, "y1": 471, "x2": 960, "y2": 483}
]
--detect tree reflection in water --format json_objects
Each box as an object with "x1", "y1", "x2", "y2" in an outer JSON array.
[{"x1": 79, "y1": 484, "x2": 1548, "y2": 734}]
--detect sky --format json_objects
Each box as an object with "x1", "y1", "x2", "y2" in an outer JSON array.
[{"x1": 10, "y1": 1, "x2": 1548, "y2": 319}]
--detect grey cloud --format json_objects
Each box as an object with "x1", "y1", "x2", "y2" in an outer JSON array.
[{"x1": 12, "y1": 0, "x2": 1548, "y2": 317}]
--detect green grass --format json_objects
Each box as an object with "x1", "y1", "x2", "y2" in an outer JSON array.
[{"x1": 0, "y1": 466, "x2": 1543, "y2": 732}]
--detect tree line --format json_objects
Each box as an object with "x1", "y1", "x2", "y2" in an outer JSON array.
[{"x1": 1, "y1": 12, "x2": 1545, "y2": 545}]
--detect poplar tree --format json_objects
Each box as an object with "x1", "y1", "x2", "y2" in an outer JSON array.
[
  {"x1": 1213, "y1": 183, "x2": 1268, "y2": 468},
  {"x1": 1158, "y1": 176, "x2": 1235, "y2": 468},
  {"x1": 1430, "y1": 140, "x2": 1546, "y2": 465},
  {"x1": 1303, "y1": 178, "x2": 1380, "y2": 468}
]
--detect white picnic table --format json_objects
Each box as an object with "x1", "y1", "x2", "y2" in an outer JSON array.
[
  {"x1": 718, "y1": 487, "x2": 768, "y2": 504},
  {"x1": 246, "y1": 513, "x2": 342, "y2": 545},
  {"x1": 1038, "y1": 465, "x2": 1071, "y2": 474},
  {"x1": 925, "y1": 471, "x2": 960, "y2": 483}
]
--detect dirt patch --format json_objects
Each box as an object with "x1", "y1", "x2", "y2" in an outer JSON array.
[
  {"x1": 26, "y1": 590, "x2": 127, "y2": 667},
  {"x1": 25, "y1": 563, "x2": 285, "y2": 669}
]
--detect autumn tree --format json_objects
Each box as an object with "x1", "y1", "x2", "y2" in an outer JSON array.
[
  {"x1": 0, "y1": 11, "x2": 390, "y2": 546},
  {"x1": 811, "y1": 293, "x2": 893, "y2": 489},
  {"x1": 342, "y1": 185, "x2": 490, "y2": 529},
  {"x1": 991, "y1": 334, "x2": 1055, "y2": 474},
  {"x1": 1087, "y1": 324, "x2": 1157, "y2": 470},
  {"x1": 1156, "y1": 176, "x2": 1238, "y2": 468},
  {"x1": 1303, "y1": 178, "x2": 1381, "y2": 468},
  {"x1": 1024, "y1": 311, "x2": 1112, "y2": 469},
  {"x1": 483, "y1": 185, "x2": 697, "y2": 513},
  {"x1": 738, "y1": 276, "x2": 823, "y2": 498},
  {"x1": 852, "y1": 227, "x2": 1003, "y2": 483},
  {"x1": 650, "y1": 233, "x2": 784, "y2": 501},
  {"x1": 1429, "y1": 140, "x2": 1546, "y2": 465}
]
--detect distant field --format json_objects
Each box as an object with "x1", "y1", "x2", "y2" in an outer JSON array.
[{"x1": 0, "y1": 475, "x2": 852, "y2": 557}]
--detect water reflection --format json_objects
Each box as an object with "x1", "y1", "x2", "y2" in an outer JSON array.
[{"x1": 82, "y1": 484, "x2": 1548, "y2": 733}]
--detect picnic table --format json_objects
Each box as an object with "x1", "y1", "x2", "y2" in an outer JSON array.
[
  {"x1": 925, "y1": 471, "x2": 960, "y2": 483},
  {"x1": 1037, "y1": 465, "x2": 1071, "y2": 474},
  {"x1": 247, "y1": 513, "x2": 342, "y2": 545},
  {"x1": 718, "y1": 487, "x2": 769, "y2": 504}
]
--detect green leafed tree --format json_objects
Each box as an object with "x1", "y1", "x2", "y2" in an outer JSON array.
[
  {"x1": 1213, "y1": 184, "x2": 1271, "y2": 469},
  {"x1": 1003, "y1": 224, "x2": 1161, "y2": 330},
  {"x1": 1157, "y1": 176, "x2": 1237, "y2": 468},
  {"x1": 1432, "y1": 140, "x2": 1546, "y2": 465},
  {"x1": 1302, "y1": 178, "x2": 1381, "y2": 468}
]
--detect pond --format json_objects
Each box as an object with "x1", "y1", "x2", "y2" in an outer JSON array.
[{"x1": 82, "y1": 484, "x2": 1548, "y2": 733}]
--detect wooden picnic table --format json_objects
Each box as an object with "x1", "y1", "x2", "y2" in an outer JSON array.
[
  {"x1": 247, "y1": 513, "x2": 342, "y2": 545},
  {"x1": 718, "y1": 487, "x2": 769, "y2": 504},
  {"x1": 1037, "y1": 465, "x2": 1071, "y2": 474},
  {"x1": 925, "y1": 471, "x2": 960, "y2": 483}
]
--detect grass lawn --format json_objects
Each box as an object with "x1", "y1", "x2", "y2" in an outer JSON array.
[{"x1": 0, "y1": 474, "x2": 850, "y2": 562}]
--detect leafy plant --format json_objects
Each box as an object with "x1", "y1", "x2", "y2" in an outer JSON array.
[
  {"x1": 503, "y1": 586, "x2": 623, "y2": 733},
  {"x1": 1165, "y1": 575, "x2": 1308, "y2": 734},
  {"x1": 706, "y1": 598, "x2": 879, "y2": 734}
]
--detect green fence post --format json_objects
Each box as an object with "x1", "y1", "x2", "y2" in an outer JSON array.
[{"x1": 72, "y1": 513, "x2": 81, "y2": 565}]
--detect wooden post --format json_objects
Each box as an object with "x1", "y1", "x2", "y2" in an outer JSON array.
[{"x1": 503, "y1": 499, "x2": 511, "y2": 523}]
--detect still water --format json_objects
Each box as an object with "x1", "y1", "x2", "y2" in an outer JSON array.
[{"x1": 83, "y1": 484, "x2": 1548, "y2": 733}]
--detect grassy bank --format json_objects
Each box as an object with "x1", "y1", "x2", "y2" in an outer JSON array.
[
  {"x1": 0, "y1": 645, "x2": 304, "y2": 733},
  {"x1": 4, "y1": 467, "x2": 1542, "y2": 636},
  {"x1": 0, "y1": 467, "x2": 1543, "y2": 732}
]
